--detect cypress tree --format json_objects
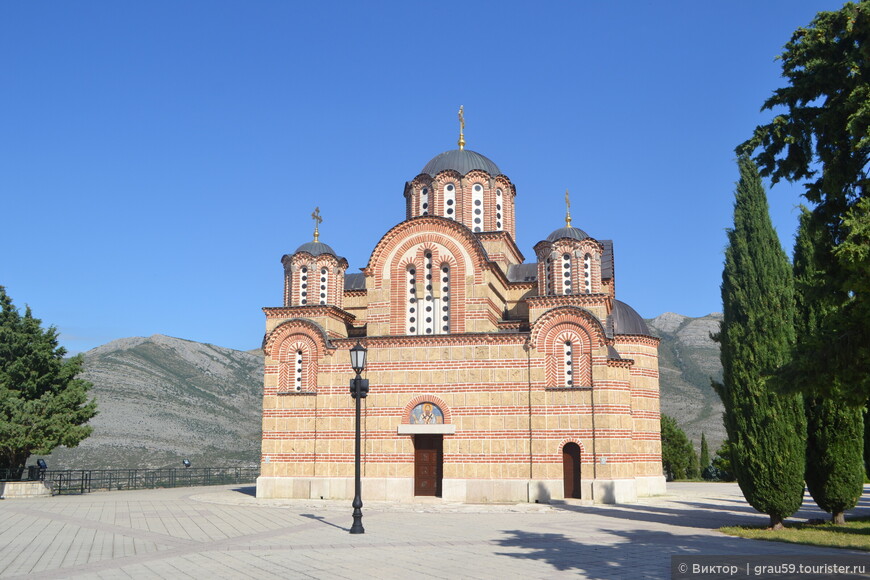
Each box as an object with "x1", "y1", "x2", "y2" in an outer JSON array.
[
  {"x1": 795, "y1": 209, "x2": 864, "y2": 524},
  {"x1": 864, "y1": 407, "x2": 870, "y2": 480},
  {"x1": 699, "y1": 433, "x2": 711, "y2": 471},
  {"x1": 714, "y1": 156, "x2": 806, "y2": 529}
]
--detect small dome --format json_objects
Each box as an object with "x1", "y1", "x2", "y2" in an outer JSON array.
[
  {"x1": 611, "y1": 300, "x2": 652, "y2": 336},
  {"x1": 546, "y1": 226, "x2": 589, "y2": 242},
  {"x1": 294, "y1": 241, "x2": 337, "y2": 257},
  {"x1": 421, "y1": 149, "x2": 501, "y2": 177}
]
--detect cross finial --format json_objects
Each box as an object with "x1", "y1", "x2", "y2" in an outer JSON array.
[
  {"x1": 565, "y1": 190, "x2": 572, "y2": 227},
  {"x1": 311, "y1": 207, "x2": 322, "y2": 242},
  {"x1": 458, "y1": 105, "x2": 466, "y2": 150}
]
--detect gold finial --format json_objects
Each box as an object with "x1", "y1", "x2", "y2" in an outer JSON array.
[
  {"x1": 311, "y1": 207, "x2": 322, "y2": 242},
  {"x1": 565, "y1": 189, "x2": 572, "y2": 227},
  {"x1": 458, "y1": 105, "x2": 466, "y2": 150}
]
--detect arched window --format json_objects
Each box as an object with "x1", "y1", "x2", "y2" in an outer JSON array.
[
  {"x1": 443, "y1": 183, "x2": 456, "y2": 219},
  {"x1": 420, "y1": 187, "x2": 430, "y2": 216},
  {"x1": 406, "y1": 253, "x2": 451, "y2": 336},
  {"x1": 544, "y1": 327, "x2": 592, "y2": 389},
  {"x1": 495, "y1": 189, "x2": 503, "y2": 230},
  {"x1": 319, "y1": 267, "x2": 328, "y2": 305},
  {"x1": 472, "y1": 183, "x2": 484, "y2": 232},
  {"x1": 278, "y1": 343, "x2": 313, "y2": 393},
  {"x1": 563, "y1": 340, "x2": 574, "y2": 386},
  {"x1": 299, "y1": 265, "x2": 309, "y2": 305},
  {"x1": 562, "y1": 253, "x2": 572, "y2": 295},
  {"x1": 584, "y1": 253, "x2": 592, "y2": 294},
  {"x1": 406, "y1": 265, "x2": 418, "y2": 334},
  {"x1": 439, "y1": 263, "x2": 450, "y2": 333},
  {"x1": 294, "y1": 349, "x2": 304, "y2": 391},
  {"x1": 423, "y1": 252, "x2": 435, "y2": 335}
]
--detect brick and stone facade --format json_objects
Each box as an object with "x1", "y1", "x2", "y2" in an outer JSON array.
[{"x1": 257, "y1": 142, "x2": 665, "y2": 503}]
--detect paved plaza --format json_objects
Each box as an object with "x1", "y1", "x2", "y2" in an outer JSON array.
[{"x1": 0, "y1": 482, "x2": 867, "y2": 579}]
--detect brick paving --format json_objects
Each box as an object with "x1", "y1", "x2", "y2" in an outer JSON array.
[{"x1": 0, "y1": 482, "x2": 867, "y2": 579}]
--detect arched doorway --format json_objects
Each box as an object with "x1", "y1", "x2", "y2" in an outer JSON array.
[{"x1": 562, "y1": 442, "x2": 582, "y2": 499}]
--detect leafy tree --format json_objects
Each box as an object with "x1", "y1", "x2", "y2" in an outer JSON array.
[
  {"x1": 0, "y1": 286, "x2": 97, "y2": 473},
  {"x1": 661, "y1": 414, "x2": 696, "y2": 481},
  {"x1": 739, "y1": 2, "x2": 870, "y2": 402},
  {"x1": 714, "y1": 157, "x2": 806, "y2": 529},
  {"x1": 794, "y1": 209, "x2": 864, "y2": 524},
  {"x1": 699, "y1": 433, "x2": 711, "y2": 471},
  {"x1": 706, "y1": 441, "x2": 736, "y2": 482}
]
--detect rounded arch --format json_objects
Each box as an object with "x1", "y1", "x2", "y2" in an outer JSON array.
[
  {"x1": 558, "y1": 438, "x2": 587, "y2": 454},
  {"x1": 362, "y1": 216, "x2": 490, "y2": 283},
  {"x1": 529, "y1": 306, "x2": 607, "y2": 350},
  {"x1": 263, "y1": 318, "x2": 333, "y2": 359},
  {"x1": 401, "y1": 394, "x2": 454, "y2": 425}
]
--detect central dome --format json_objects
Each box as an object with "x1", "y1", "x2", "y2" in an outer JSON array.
[
  {"x1": 421, "y1": 149, "x2": 501, "y2": 177},
  {"x1": 546, "y1": 226, "x2": 589, "y2": 242}
]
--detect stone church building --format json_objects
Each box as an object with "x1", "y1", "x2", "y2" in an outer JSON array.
[{"x1": 257, "y1": 119, "x2": 664, "y2": 503}]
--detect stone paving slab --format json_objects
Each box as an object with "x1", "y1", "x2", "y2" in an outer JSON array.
[{"x1": 0, "y1": 483, "x2": 867, "y2": 579}]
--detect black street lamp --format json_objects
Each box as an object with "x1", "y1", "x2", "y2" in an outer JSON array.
[{"x1": 348, "y1": 341, "x2": 368, "y2": 534}]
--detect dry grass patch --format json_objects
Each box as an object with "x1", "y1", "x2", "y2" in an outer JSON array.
[{"x1": 721, "y1": 516, "x2": 870, "y2": 551}]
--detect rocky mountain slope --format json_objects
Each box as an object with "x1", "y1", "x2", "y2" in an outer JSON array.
[
  {"x1": 43, "y1": 313, "x2": 725, "y2": 469},
  {"x1": 646, "y1": 312, "x2": 725, "y2": 451},
  {"x1": 44, "y1": 335, "x2": 263, "y2": 469}
]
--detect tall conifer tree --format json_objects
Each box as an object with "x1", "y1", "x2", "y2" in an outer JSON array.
[
  {"x1": 795, "y1": 209, "x2": 864, "y2": 524},
  {"x1": 699, "y1": 433, "x2": 711, "y2": 471},
  {"x1": 715, "y1": 157, "x2": 806, "y2": 529}
]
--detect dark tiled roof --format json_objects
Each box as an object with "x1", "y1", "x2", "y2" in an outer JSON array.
[
  {"x1": 545, "y1": 226, "x2": 589, "y2": 242},
  {"x1": 600, "y1": 240, "x2": 613, "y2": 279},
  {"x1": 344, "y1": 272, "x2": 366, "y2": 291},
  {"x1": 507, "y1": 263, "x2": 538, "y2": 282},
  {"x1": 294, "y1": 241, "x2": 337, "y2": 257},
  {"x1": 421, "y1": 149, "x2": 501, "y2": 177},
  {"x1": 611, "y1": 299, "x2": 651, "y2": 336}
]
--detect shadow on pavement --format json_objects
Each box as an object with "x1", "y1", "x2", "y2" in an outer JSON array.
[
  {"x1": 232, "y1": 485, "x2": 256, "y2": 497},
  {"x1": 301, "y1": 513, "x2": 350, "y2": 532},
  {"x1": 493, "y1": 528, "x2": 759, "y2": 580}
]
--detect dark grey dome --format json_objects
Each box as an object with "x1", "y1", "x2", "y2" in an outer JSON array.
[
  {"x1": 422, "y1": 149, "x2": 501, "y2": 176},
  {"x1": 294, "y1": 241, "x2": 337, "y2": 257},
  {"x1": 546, "y1": 226, "x2": 589, "y2": 242},
  {"x1": 611, "y1": 300, "x2": 652, "y2": 336}
]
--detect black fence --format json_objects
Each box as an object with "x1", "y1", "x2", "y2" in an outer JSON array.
[{"x1": 1, "y1": 467, "x2": 259, "y2": 495}]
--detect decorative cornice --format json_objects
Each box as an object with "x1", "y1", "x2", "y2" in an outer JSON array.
[
  {"x1": 613, "y1": 334, "x2": 661, "y2": 346},
  {"x1": 330, "y1": 332, "x2": 529, "y2": 348},
  {"x1": 476, "y1": 230, "x2": 525, "y2": 263},
  {"x1": 263, "y1": 305, "x2": 356, "y2": 325},
  {"x1": 527, "y1": 294, "x2": 611, "y2": 309}
]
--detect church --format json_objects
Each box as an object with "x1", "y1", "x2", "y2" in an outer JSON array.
[{"x1": 257, "y1": 111, "x2": 664, "y2": 503}]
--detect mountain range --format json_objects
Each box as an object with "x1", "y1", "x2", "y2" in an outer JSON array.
[{"x1": 43, "y1": 312, "x2": 725, "y2": 469}]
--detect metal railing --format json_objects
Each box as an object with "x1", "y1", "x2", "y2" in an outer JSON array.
[{"x1": 1, "y1": 467, "x2": 259, "y2": 495}]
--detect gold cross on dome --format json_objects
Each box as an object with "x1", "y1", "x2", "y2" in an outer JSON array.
[
  {"x1": 565, "y1": 190, "x2": 572, "y2": 227},
  {"x1": 458, "y1": 105, "x2": 466, "y2": 150},
  {"x1": 311, "y1": 207, "x2": 322, "y2": 242}
]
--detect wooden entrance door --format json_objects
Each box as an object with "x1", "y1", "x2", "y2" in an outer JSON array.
[
  {"x1": 563, "y1": 442, "x2": 582, "y2": 499},
  {"x1": 414, "y1": 434, "x2": 443, "y2": 496}
]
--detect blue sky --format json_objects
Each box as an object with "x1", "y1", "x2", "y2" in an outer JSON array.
[{"x1": 0, "y1": 1, "x2": 845, "y2": 353}]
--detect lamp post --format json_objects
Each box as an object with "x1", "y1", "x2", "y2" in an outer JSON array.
[{"x1": 348, "y1": 341, "x2": 368, "y2": 534}]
